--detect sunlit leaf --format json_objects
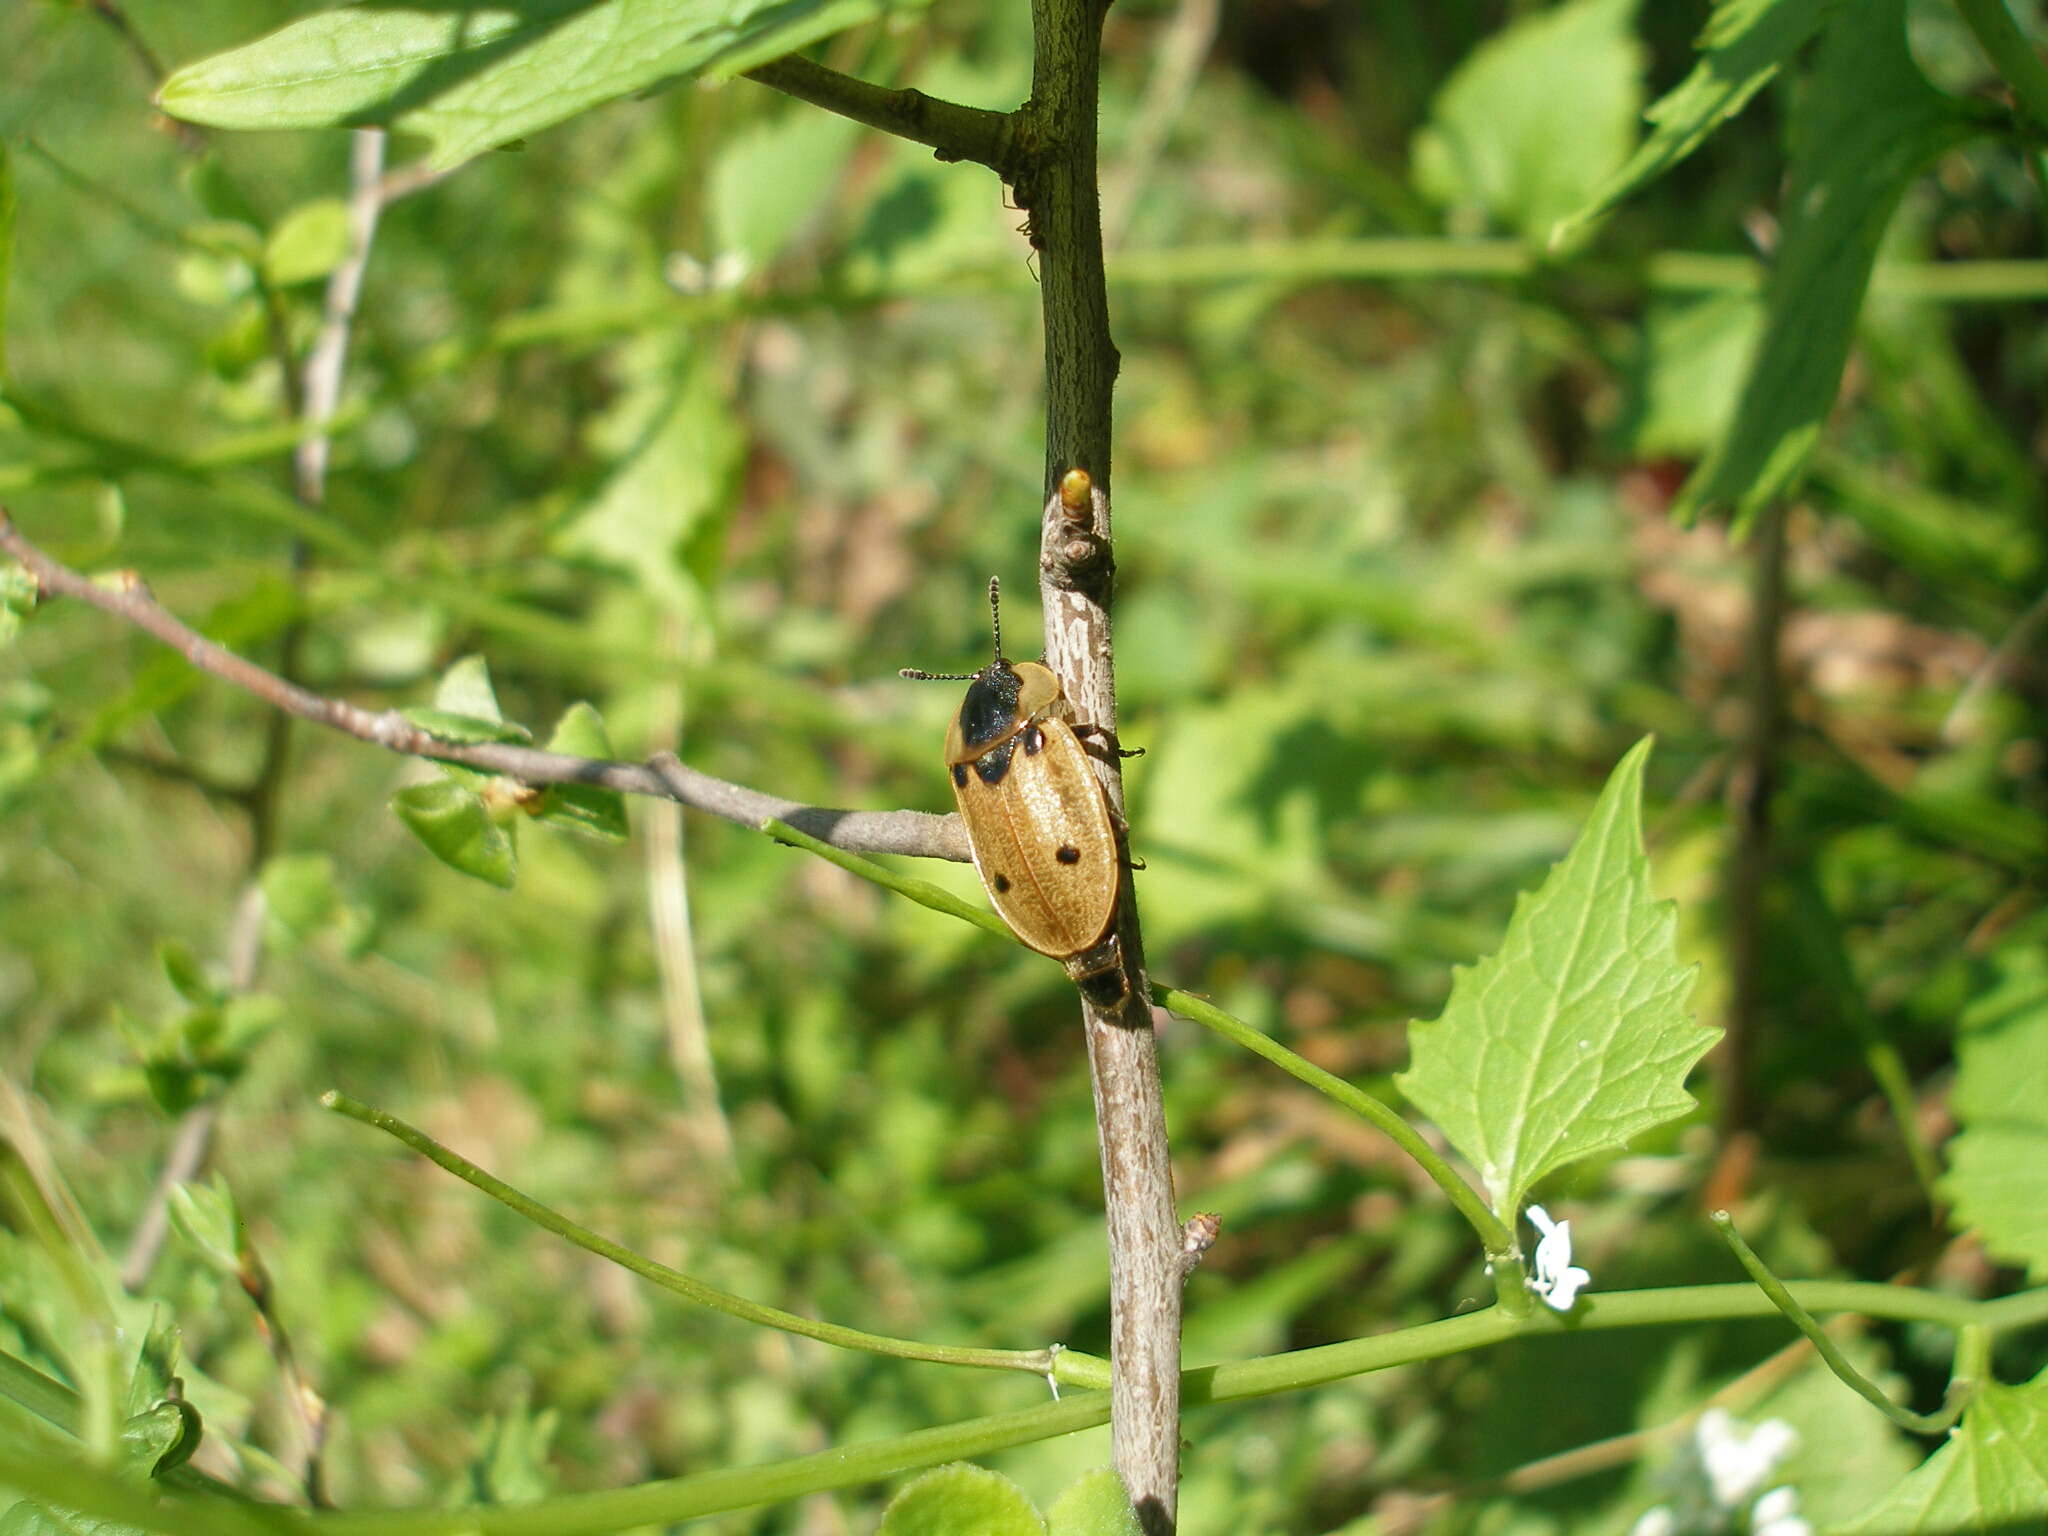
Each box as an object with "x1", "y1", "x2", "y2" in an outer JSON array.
[
  {"x1": 878, "y1": 1463, "x2": 1043, "y2": 1536},
  {"x1": 1939, "y1": 946, "x2": 2048, "y2": 1279},
  {"x1": 1045, "y1": 1469, "x2": 1137, "y2": 1536},
  {"x1": 1672, "y1": 0, "x2": 1971, "y2": 529},
  {"x1": 392, "y1": 780, "x2": 517, "y2": 889},
  {"x1": 534, "y1": 702, "x2": 629, "y2": 844},
  {"x1": 158, "y1": 0, "x2": 934, "y2": 171},
  {"x1": 262, "y1": 198, "x2": 350, "y2": 287},
  {"x1": 1554, "y1": 0, "x2": 1831, "y2": 241},
  {"x1": 1836, "y1": 1362, "x2": 2048, "y2": 1533},
  {"x1": 1396, "y1": 739, "x2": 1714, "y2": 1215},
  {"x1": 1411, "y1": 0, "x2": 1643, "y2": 244}
]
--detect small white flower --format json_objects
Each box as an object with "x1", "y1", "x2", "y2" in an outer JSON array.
[
  {"x1": 1627, "y1": 1506, "x2": 1677, "y2": 1536},
  {"x1": 1751, "y1": 1485, "x2": 1812, "y2": 1536},
  {"x1": 1525, "y1": 1204, "x2": 1593, "y2": 1311},
  {"x1": 1696, "y1": 1408, "x2": 1798, "y2": 1507}
]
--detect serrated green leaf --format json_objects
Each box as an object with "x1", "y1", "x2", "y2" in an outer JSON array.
[
  {"x1": 1045, "y1": 1469, "x2": 1138, "y2": 1536},
  {"x1": 534, "y1": 703, "x2": 629, "y2": 844},
  {"x1": 158, "y1": 0, "x2": 936, "y2": 172},
  {"x1": 1396, "y1": 739, "x2": 1713, "y2": 1215},
  {"x1": 1672, "y1": 0, "x2": 1971, "y2": 529},
  {"x1": 262, "y1": 197, "x2": 350, "y2": 286},
  {"x1": 1554, "y1": 0, "x2": 1833, "y2": 242},
  {"x1": 392, "y1": 781, "x2": 517, "y2": 889},
  {"x1": 260, "y1": 853, "x2": 339, "y2": 940},
  {"x1": 1411, "y1": 0, "x2": 1644, "y2": 244},
  {"x1": 1835, "y1": 1361, "x2": 2048, "y2": 1533},
  {"x1": 1938, "y1": 946, "x2": 2048, "y2": 1279},
  {"x1": 878, "y1": 1464, "x2": 1044, "y2": 1536}
]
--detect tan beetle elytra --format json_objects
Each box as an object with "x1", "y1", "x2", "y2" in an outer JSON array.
[{"x1": 902, "y1": 577, "x2": 1126, "y2": 1004}]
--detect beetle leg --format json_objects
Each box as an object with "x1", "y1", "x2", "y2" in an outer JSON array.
[{"x1": 1072, "y1": 722, "x2": 1144, "y2": 760}]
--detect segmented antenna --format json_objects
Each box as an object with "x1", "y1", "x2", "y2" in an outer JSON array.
[{"x1": 898, "y1": 575, "x2": 1006, "y2": 681}]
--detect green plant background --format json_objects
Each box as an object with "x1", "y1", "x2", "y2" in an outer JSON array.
[{"x1": 2, "y1": 1, "x2": 2045, "y2": 1532}]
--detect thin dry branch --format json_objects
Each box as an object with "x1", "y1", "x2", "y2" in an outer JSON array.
[
  {"x1": 0, "y1": 515, "x2": 970, "y2": 864},
  {"x1": 1025, "y1": 0, "x2": 1184, "y2": 1519},
  {"x1": 745, "y1": 54, "x2": 1018, "y2": 172}
]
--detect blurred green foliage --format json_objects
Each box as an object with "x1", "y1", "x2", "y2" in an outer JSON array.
[{"x1": 2, "y1": 0, "x2": 2047, "y2": 1532}]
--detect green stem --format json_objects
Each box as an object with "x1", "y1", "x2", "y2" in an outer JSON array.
[
  {"x1": 7, "y1": 1279, "x2": 2045, "y2": 1536},
  {"x1": 1954, "y1": 0, "x2": 2048, "y2": 136},
  {"x1": 1153, "y1": 986, "x2": 1511, "y2": 1258},
  {"x1": 760, "y1": 821, "x2": 1519, "y2": 1270},
  {"x1": 1712, "y1": 1212, "x2": 1973, "y2": 1433},
  {"x1": 760, "y1": 818, "x2": 1009, "y2": 937},
  {"x1": 321, "y1": 1092, "x2": 1101, "y2": 1384}
]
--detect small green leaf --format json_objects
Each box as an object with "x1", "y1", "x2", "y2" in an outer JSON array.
[
  {"x1": 167, "y1": 1175, "x2": 244, "y2": 1277},
  {"x1": 119, "y1": 1400, "x2": 201, "y2": 1478},
  {"x1": 401, "y1": 708, "x2": 532, "y2": 745},
  {"x1": 260, "y1": 853, "x2": 339, "y2": 940},
  {"x1": 878, "y1": 1464, "x2": 1044, "y2": 1536},
  {"x1": 262, "y1": 197, "x2": 350, "y2": 286},
  {"x1": 1411, "y1": 0, "x2": 1644, "y2": 244},
  {"x1": 392, "y1": 780, "x2": 517, "y2": 889},
  {"x1": 1938, "y1": 944, "x2": 2048, "y2": 1279},
  {"x1": 1, "y1": 562, "x2": 38, "y2": 647},
  {"x1": 156, "y1": 941, "x2": 220, "y2": 1009},
  {"x1": 457, "y1": 1385, "x2": 559, "y2": 1506},
  {"x1": 1396, "y1": 739, "x2": 1714, "y2": 1215},
  {"x1": 1554, "y1": 0, "x2": 1832, "y2": 242},
  {"x1": 158, "y1": 0, "x2": 937, "y2": 171},
  {"x1": 436, "y1": 655, "x2": 506, "y2": 722},
  {"x1": 1673, "y1": 0, "x2": 1971, "y2": 529},
  {"x1": 1836, "y1": 1362, "x2": 2048, "y2": 1533},
  {"x1": 1045, "y1": 1469, "x2": 1138, "y2": 1536},
  {"x1": 535, "y1": 703, "x2": 629, "y2": 844}
]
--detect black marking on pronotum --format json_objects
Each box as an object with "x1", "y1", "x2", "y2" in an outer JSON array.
[
  {"x1": 952, "y1": 763, "x2": 969, "y2": 788},
  {"x1": 972, "y1": 738, "x2": 1017, "y2": 786},
  {"x1": 1056, "y1": 845, "x2": 1080, "y2": 864},
  {"x1": 958, "y1": 661, "x2": 1024, "y2": 752}
]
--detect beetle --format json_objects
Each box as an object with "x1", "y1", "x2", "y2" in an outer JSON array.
[{"x1": 902, "y1": 577, "x2": 1128, "y2": 1005}]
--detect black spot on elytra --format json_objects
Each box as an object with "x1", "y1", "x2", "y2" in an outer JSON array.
[
  {"x1": 992, "y1": 872, "x2": 1011, "y2": 893},
  {"x1": 1024, "y1": 726, "x2": 1045, "y2": 755},
  {"x1": 952, "y1": 763, "x2": 969, "y2": 788},
  {"x1": 1056, "y1": 845, "x2": 1081, "y2": 864}
]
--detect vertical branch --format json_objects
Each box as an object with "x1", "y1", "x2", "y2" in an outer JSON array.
[
  {"x1": 1718, "y1": 501, "x2": 1788, "y2": 1152},
  {"x1": 1026, "y1": 0, "x2": 1182, "y2": 1528}
]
